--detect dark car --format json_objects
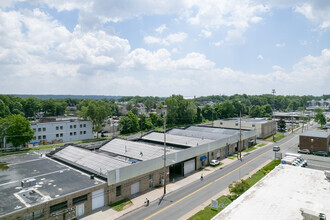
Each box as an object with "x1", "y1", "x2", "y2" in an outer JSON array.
[
  {"x1": 313, "y1": 151, "x2": 328, "y2": 157},
  {"x1": 298, "y1": 149, "x2": 310, "y2": 154}
]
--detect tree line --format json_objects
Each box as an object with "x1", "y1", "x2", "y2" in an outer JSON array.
[{"x1": 0, "y1": 94, "x2": 328, "y2": 145}]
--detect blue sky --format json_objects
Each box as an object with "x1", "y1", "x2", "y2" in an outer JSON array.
[{"x1": 0, "y1": 0, "x2": 329, "y2": 97}]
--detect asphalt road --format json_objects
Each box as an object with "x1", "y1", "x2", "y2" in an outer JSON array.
[{"x1": 118, "y1": 130, "x2": 305, "y2": 220}]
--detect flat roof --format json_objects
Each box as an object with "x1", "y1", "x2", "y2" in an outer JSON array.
[
  {"x1": 100, "y1": 139, "x2": 180, "y2": 161},
  {"x1": 52, "y1": 146, "x2": 131, "y2": 176},
  {"x1": 169, "y1": 126, "x2": 246, "y2": 140},
  {"x1": 0, "y1": 152, "x2": 105, "y2": 217},
  {"x1": 300, "y1": 130, "x2": 330, "y2": 138},
  {"x1": 213, "y1": 165, "x2": 330, "y2": 220},
  {"x1": 273, "y1": 112, "x2": 308, "y2": 117},
  {"x1": 217, "y1": 118, "x2": 272, "y2": 124},
  {"x1": 142, "y1": 132, "x2": 214, "y2": 147}
]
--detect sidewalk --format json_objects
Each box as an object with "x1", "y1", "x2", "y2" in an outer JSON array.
[{"x1": 82, "y1": 142, "x2": 273, "y2": 220}]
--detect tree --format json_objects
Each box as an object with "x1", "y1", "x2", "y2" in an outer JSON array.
[
  {"x1": 0, "y1": 100, "x2": 10, "y2": 118},
  {"x1": 131, "y1": 107, "x2": 139, "y2": 116},
  {"x1": 195, "y1": 107, "x2": 203, "y2": 123},
  {"x1": 229, "y1": 179, "x2": 250, "y2": 196},
  {"x1": 220, "y1": 100, "x2": 235, "y2": 118},
  {"x1": 277, "y1": 119, "x2": 286, "y2": 132},
  {"x1": 139, "y1": 114, "x2": 153, "y2": 131},
  {"x1": 144, "y1": 99, "x2": 154, "y2": 113},
  {"x1": 262, "y1": 104, "x2": 273, "y2": 117},
  {"x1": 126, "y1": 102, "x2": 133, "y2": 111},
  {"x1": 165, "y1": 95, "x2": 179, "y2": 125},
  {"x1": 119, "y1": 111, "x2": 139, "y2": 134},
  {"x1": 249, "y1": 105, "x2": 265, "y2": 118},
  {"x1": 202, "y1": 104, "x2": 213, "y2": 120},
  {"x1": 79, "y1": 100, "x2": 110, "y2": 136},
  {"x1": 149, "y1": 113, "x2": 164, "y2": 127},
  {"x1": 0, "y1": 114, "x2": 34, "y2": 148},
  {"x1": 315, "y1": 113, "x2": 326, "y2": 127}
]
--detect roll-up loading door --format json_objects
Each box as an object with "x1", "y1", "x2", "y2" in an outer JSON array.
[
  {"x1": 131, "y1": 181, "x2": 140, "y2": 195},
  {"x1": 184, "y1": 159, "x2": 195, "y2": 176},
  {"x1": 92, "y1": 188, "x2": 105, "y2": 210}
]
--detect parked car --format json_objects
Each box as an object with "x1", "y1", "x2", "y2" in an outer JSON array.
[
  {"x1": 298, "y1": 149, "x2": 310, "y2": 154},
  {"x1": 210, "y1": 160, "x2": 220, "y2": 166},
  {"x1": 313, "y1": 151, "x2": 328, "y2": 157},
  {"x1": 101, "y1": 133, "x2": 107, "y2": 137},
  {"x1": 273, "y1": 146, "x2": 280, "y2": 152}
]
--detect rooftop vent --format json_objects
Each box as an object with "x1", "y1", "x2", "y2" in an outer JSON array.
[
  {"x1": 21, "y1": 178, "x2": 36, "y2": 188},
  {"x1": 300, "y1": 208, "x2": 326, "y2": 220}
]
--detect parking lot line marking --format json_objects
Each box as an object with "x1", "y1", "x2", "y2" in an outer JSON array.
[{"x1": 8, "y1": 158, "x2": 45, "y2": 166}]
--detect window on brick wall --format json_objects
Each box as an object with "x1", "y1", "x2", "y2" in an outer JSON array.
[
  {"x1": 72, "y1": 194, "x2": 88, "y2": 205},
  {"x1": 116, "y1": 186, "x2": 121, "y2": 197},
  {"x1": 50, "y1": 201, "x2": 67, "y2": 213}
]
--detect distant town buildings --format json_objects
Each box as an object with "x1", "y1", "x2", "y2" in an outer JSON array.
[{"x1": 307, "y1": 99, "x2": 330, "y2": 110}]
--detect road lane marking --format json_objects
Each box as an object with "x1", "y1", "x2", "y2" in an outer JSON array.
[{"x1": 144, "y1": 134, "x2": 299, "y2": 220}]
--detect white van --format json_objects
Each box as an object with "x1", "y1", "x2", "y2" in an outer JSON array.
[
  {"x1": 273, "y1": 146, "x2": 280, "y2": 151},
  {"x1": 285, "y1": 153, "x2": 307, "y2": 166}
]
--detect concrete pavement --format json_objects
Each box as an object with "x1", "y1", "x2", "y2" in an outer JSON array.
[{"x1": 81, "y1": 142, "x2": 273, "y2": 220}]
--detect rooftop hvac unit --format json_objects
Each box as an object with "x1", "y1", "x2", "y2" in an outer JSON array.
[
  {"x1": 300, "y1": 208, "x2": 326, "y2": 220},
  {"x1": 21, "y1": 178, "x2": 36, "y2": 188},
  {"x1": 325, "y1": 170, "x2": 330, "y2": 179}
]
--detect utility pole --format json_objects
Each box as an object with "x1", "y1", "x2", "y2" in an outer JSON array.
[
  {"x1": 239, "y1": 110, "x2": 242, "y2": 160},
  {"x1": 272, "y1": 89, "x2": 276, "y2": 136},
  {"x1": 163, "y1": 113, "x2": 167, "y2": 195},
  {"x1": 140, "y1": 116, "x2": 143, "y2": 138},
  {"x1": 212, "y1": 110, "x2": 214, "y2": 127},
  {"x1": 3, "y1": 136, "x2": 6, "y2": 151}
]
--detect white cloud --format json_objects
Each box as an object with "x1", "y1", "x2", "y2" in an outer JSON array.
[
  {"x1": 144, "y1": 32, "x2": 187, "y2": 45},
  {"x1": 260, "y1": 1, "x2": 330, "y2": 30},
  {"x1": 155, "y1": 24, "x2": 167, "y2": 34},
  {"x1": 295, "y1": 2, "x2": 330, "y2": 29},
  {"x1": 257, "y1": 54, "x2": 264, "y2": 60},
  {"x1": 213, "y1": 41, "x2": 224, "y2": 47},
  {"x1": 275, "y1": 43, "x2": 286, "y2": 47},
  {"x1": 272, "y1": 65, "x2": 284, "y2": 71},
  {"x1": 0, "y1": 3, "x2": 329, "y2": 96},
  {"x1": 185, "y1": 0, "x2": 269, "y2": 44},
  {"x1": 199, "y1": 29, "x2": 212, "y2": 38}
]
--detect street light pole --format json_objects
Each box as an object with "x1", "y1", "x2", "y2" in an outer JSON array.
[
  {"x1": 239, "y1": 110, "x2": 242, "y2": 160},
  {"x1": 163, "y1": 113, "x2": 167, "y2": 195}
]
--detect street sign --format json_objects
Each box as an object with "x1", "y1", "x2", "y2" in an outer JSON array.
[{"x1": 275, "y1": 152, "x2": 282, "y2": 160}]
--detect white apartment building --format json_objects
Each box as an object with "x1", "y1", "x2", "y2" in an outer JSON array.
[{"x1": 30, "y1": 118, "x2": 93, "y2": 145}]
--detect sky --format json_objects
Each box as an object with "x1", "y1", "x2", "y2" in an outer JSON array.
[{"x1": 0, "y1": 0, "x2": 329, "y2": 97}]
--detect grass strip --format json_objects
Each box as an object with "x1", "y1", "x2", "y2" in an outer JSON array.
[
  {"x1": 109, "y1": 198, "x2": 132, "y2": 211},
  {"x1": 188, "y1": 159, "x2": 281, "y2": 220}
]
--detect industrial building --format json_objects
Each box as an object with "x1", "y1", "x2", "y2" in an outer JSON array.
[
  {"x1": 0, "y1": 126, "x2": 256, "y2": 219},
  {"x1": 30, "y1": 117, "x2": 93, "y2": 146},
  {"x1": 0, "y1": 153, "x2": 107, "y2": 220},
  {"x1": 272, "y1": 112, "x2": 309, "y2": 122},
  {"x1": 299, "y1": 131, "x2": 330, "y2": 154},
  {"x1": 212, "y1": 165, "x2": 330, "y2": 220},
  {"x1": 212, "y1": 118, "x2": 276, "y2": 139}
]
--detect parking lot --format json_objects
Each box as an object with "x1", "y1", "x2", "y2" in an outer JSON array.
[{"x1": 285, "y1": 143, "x2": 330, "y2": 171}]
